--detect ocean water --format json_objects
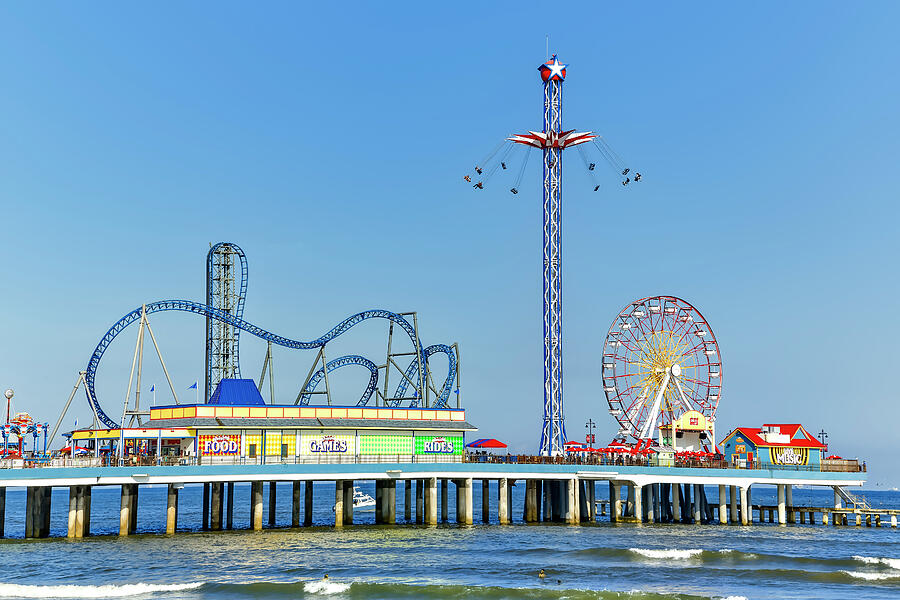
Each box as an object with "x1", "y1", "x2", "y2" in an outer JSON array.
[{"x1": 0, "y1": 483, "x2": 897, "y2": 600}]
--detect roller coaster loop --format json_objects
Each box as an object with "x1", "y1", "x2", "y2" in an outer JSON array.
[{"x1": 85, "y1": 300, "x2": 456, "y2": 429}]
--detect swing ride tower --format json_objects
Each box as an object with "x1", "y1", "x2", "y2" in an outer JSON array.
[{"x1": 509, "y1": 57, "x2": 596, "y2": 456}]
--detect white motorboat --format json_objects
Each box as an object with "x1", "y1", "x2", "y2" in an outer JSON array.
[{"x1": 333, "y1": 487, "x2": 376, "y2": 511}]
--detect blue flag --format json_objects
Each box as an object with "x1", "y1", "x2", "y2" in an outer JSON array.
[
  {"x1": 188, "y1": 382, "x2": 198, "y2": 390},
  {"x1": 149, "y1": 385, "x2": 155, "y2": 392}
]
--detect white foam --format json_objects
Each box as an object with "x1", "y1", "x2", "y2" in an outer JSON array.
[
  {"x1": 852, "y1": 556, "x2": 900, "y2": 570},
  {"x1": 303, "y1": 580, "x2": 351, "y2": 595},
  {"x1": 628, "y1": 548, "x2": 703, "y2": 560},
  {"x1": 840, "y1": 570, "x2": 897, "y2": 581},
  {"x1": 0, "y1": 582, "x2": 202, "y2": 598},
  {"x1": 717, "y1": 596, "x2": 748, "y2": 600}
]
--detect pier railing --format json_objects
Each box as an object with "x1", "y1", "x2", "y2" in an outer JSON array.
[{"x1": 0, "y1": 452, "x2": 864, "y2": 473}]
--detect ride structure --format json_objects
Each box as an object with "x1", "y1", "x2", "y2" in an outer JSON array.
[
  {"x1": 601, "y1": 296, "x2": 722, "y2": 451},
  {"x1": 467, "y1": 55, "x2": 641, "y2": 456},
  {"x1": 51, "y1": 243, "x2": 460, "y2": 439}
]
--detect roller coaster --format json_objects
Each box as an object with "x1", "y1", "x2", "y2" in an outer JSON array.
[{"x1": 76, "y1": 242, "x2": 459, "y2": 431}]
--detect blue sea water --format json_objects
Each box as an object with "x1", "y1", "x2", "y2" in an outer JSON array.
[{"x1": 0, "y1": 483, "x2": 897, "y2": 600}]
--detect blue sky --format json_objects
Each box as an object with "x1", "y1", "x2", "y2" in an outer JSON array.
[{"x1": 0, "y1": 2, "x2": 897, "y2": 485}]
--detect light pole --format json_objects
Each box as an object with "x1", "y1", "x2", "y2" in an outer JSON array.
[
  {"x1": 4, "y1": 389, "x2": 13, "y2": 425},
  {"x1": 585, "y1": 418, "x2": 596, "y2": 450},
  {"x1": 818, "y1": 429, "x2": 828, "y2": 452}
]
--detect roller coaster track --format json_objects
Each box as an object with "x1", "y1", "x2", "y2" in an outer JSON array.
[
  {"x1": 298, "y1": 355, "x2": 379, "y2": 406},
  {"x1": 85, "y1": 301, "x2": 455, "y2": 429},
  {"x1": 392, "y1": 344, "x2": 457, "y2": 407}
]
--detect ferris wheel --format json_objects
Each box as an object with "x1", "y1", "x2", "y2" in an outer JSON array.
[{"x1": 602, "y1": 296, "x2": 722, "y2": 443}]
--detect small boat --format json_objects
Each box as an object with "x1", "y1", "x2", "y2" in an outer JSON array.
[{"x1": 333, "y1": 487, "x2": 376, "y2": 511}]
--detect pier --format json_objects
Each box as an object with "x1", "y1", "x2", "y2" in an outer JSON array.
[{"x1": 0, "y1": 459, "x2": 872, "y2": 539}]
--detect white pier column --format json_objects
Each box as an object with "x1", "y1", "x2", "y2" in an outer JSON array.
[
  {"x1": 499, "y1": 478, "x2": 510, "y2": 524},
  {"x1": 426, "y1": 478, "x2": 437, "y2": 525},
  {"x1": 739, "y1": 486, "x2": 750, "y2": 525},
  {"x1": 612, "y1": 483, "x2": 622, "y2": 522},
  {"x1": 633, "y1": 484, "x2": 643, "y2": 523},
  {"x1": 777, "y1": 484, "x2": 786, "y2": 525},
  {"x1": 718, "y1": 485, "x2": 727, "y2": 524},
  {"x1": 833, "y1": 486, "x2": 842, "y2": 509},
  {"x1": 786, "y1": 485, "x2": 794, "y2": 523},
  {"x1": 672, "y1": 482, "x2": 681, "y2": 523},
  {"x1": 693, "y1": 484, "x2": 702, "y2": 524},
  {"x1": 729, "y1": 485, "x2": 737, "y2": 523},
  {"x1": 334, "y1": 481, "x2": 344, "y2": 528}
]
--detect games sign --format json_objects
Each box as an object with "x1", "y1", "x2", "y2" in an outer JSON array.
[
  {"x1": 200, "y1": 434, "x2": 240, "y2": 456},
  {"x1": 309, "y1": 435, "x2": 349, "y2": 453},
  {"x1": 769, "y1": 446, "x2": 809, "y2": 466}
]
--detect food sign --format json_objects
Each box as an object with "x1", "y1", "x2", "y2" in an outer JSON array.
[{"x1": 200, "y1": 434, "x2": 240, "y2": 455}]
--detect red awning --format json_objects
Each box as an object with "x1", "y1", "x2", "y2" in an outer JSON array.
[{"x1": 465, "y1": 438, "x2": 508, "y2": 449}]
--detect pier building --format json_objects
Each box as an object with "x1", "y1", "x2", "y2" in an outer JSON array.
[{"x1": 720, "y1": 424, "x2": 829, "y2": 468}]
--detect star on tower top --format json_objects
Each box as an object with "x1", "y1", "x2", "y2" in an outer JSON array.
[{"x1": 539, "y1": 55, "x2": 567, "y2": 82}]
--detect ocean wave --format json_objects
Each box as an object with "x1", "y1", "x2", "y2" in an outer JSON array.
[
  {"x1": 628, "y1": 548, "x2": 703, "y2": 560},
  {"x1": 0, "y1": 582, "x2": 203, "y2": 598},
  {"x1": 303, "y1": 580, "x2": 352, "y2": 595},
  {"x1": 839, "y1": 571, "x2": 900, "y2": 582},
  {"x1": 852, "y1": 556, "x2": 900, "y2": 570}
]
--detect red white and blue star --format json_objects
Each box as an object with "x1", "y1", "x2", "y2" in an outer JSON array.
[{"x1": 539, "y1": 55, "x2": 567, "y2": 81}]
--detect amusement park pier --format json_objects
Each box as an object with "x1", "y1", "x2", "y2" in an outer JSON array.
[{"x1": 0, "y1": 55, "x2": 881, "y2": 541}]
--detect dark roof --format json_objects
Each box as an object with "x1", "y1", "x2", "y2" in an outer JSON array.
[
  {"x1": 208, "y1": 379, "x2": 265, "y2": 406},
  {"x1": 148, "y1": 418, "x2": 477, "y2": 431}
]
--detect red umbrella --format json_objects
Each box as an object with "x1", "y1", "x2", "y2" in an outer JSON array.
[{"x1": 466, "y1": 438, "x2": 507, "y2": 449}]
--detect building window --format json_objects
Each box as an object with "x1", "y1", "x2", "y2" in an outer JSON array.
[{"x1": 249, "y1": 444, "x2": 257, "y2": 458}]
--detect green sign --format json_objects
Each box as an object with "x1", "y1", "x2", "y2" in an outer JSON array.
[
  {"x1": 358, "y1": 434, "x2": 413, "y2": 455},
  {"x1": 414, "y1": 435, "x2": 463, "y2": 455}
]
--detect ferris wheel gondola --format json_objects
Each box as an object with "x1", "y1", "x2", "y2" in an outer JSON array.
[{"x1": 601, "y1": 296, "x2": 722, "y2": 446}]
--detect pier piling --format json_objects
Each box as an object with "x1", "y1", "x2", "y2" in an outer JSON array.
[
  {"x1": 441, "y1": 478, "x2": 448, "y2": 522},
  {"x1": 292, "y1": 481, "x2": 301, "y2": 527},
  {"x1": 334, "y1": 480, "x2": 344, "y2": 527},
  {"x1": 304, "y1": 480, "x2": 313, "y2": 526},
  {"x1": 482, "y1": 480, "x2": 490, "y2": 523},
  {"x1": 499, "y1": 478, "x2": 510, "y2": 524},
  {"x1": 251, "y1": 481, "x2": 263, "y2": 530},
  {"x1": 166, "y1": 484, "x2": 178, "y2": 534},
  {"x1": 268, "y1": 482, "x2": 277, "y2": 527},
  {"x1": 226, "y1": 482, "x2": 234, "y2": 529}
]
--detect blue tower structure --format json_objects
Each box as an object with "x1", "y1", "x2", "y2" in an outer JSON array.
[{"x1": 510, "y1": 56, "x2": 596, "y2": 455}]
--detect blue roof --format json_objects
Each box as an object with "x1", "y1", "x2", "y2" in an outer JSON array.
[{"x1": 207, "y1": 379, "x2": 266, "y2": 406}]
